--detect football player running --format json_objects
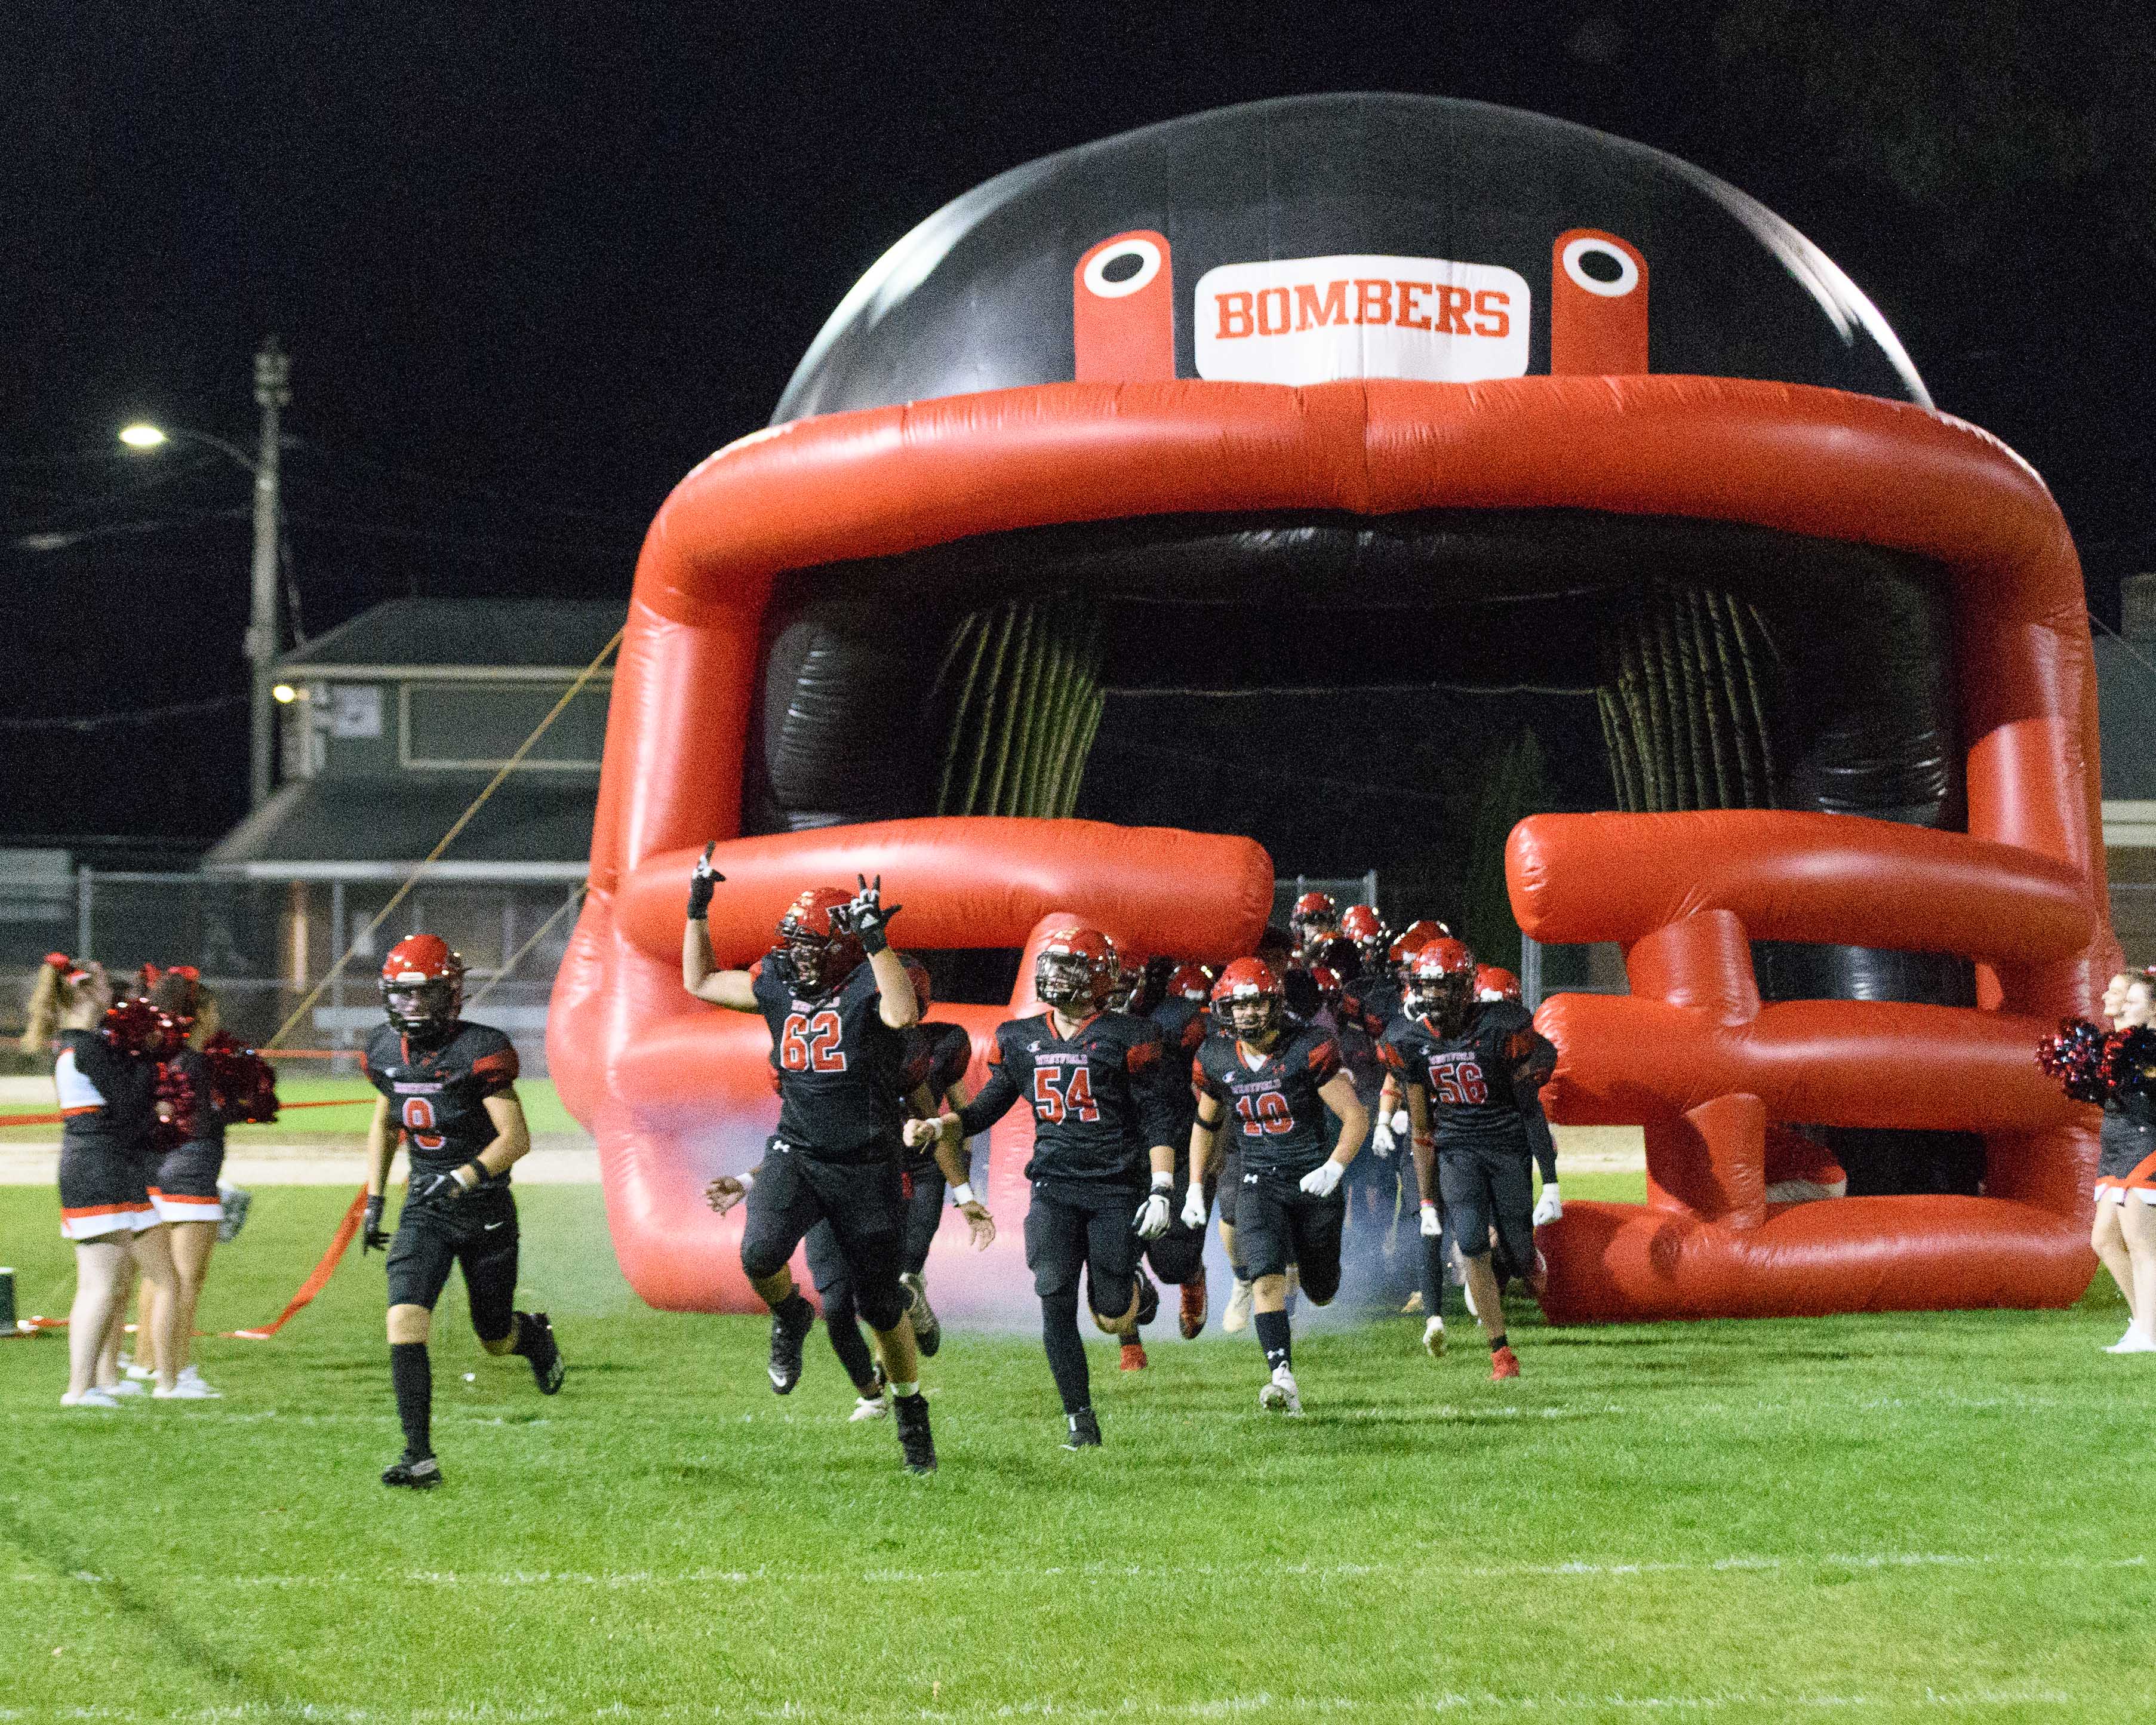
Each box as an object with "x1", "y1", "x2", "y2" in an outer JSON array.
[
  {"x1": 1138, "y1": 960, "x2": 1218, "y2": 1345},
  {"x1": 687, "y1": 857, "x2": 973, "y2": 1475},
  {"x1": 1477, "y1": 964, "x2": 1561, "y2": 1226},
  {"x1": 1189, "y1": 960, "x2": 1368, "y2": 1413},
  {"x1": 1381, "y1": 939, "x2": 1558, "y2": 1380},
  {"x1": 907, "y1": 928, "x2": 1180, "y2": 1450},
  {"x1": 363, "y1": 937, "x2": 562, "y2": 1490}
]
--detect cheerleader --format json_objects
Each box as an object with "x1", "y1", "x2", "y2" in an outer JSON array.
[
  {"x1": 21, "y1": 955, "x2": 185, "y2": 1406},
  {"x1": 2093, "y1": 970, "x2": 2156, "y2": 1354}
]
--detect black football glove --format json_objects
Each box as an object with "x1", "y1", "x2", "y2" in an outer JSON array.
[
  {"x1": 837, "y1": 872, "x2": 901, "y2": 955},
  {"x1": 687, "y1": 842, "x2": 725, "y2": 921},
  {"x1": 410, "y1": 1168, "x2": 467, "y2": 1210},
  {"x1": 362, "y1": 1194, "x2": 390, "y2": 1254}
]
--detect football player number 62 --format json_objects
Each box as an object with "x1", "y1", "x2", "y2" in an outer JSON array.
[
  {"x1": 780, "y1": 1011, "x2": 847, "y2": 1072},
  {"x1": 401, "y1": 1096, "x2": 447, "y2": 1151}
]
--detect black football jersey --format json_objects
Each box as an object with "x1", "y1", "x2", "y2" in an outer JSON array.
[
  {"x1": 1194, "y1": 1019, "x2": 1345, "y2": 1177},
  {"x1": 1148, "y1": 995, "x2": 1212, "y2": 1143},
  {"x1": 957, "y1": 1010, "x2": 1179, "y2": 1195},
  {"x1": 1379, "y1": 1000, "x2": 1549, "y2": 1159},
  {"x1": 54, "y1": 1028, "x2": 159, "y2": 1161},
  {"x1": 751, "y1": 955, "x2": 905, "y2": 1155},
  {"x1": 364, "y1": 1020, "x2": 520, "y2": 1174},
  {"x1": 1340, "y1": 974, "x2": 1403, "y2": 1041}
]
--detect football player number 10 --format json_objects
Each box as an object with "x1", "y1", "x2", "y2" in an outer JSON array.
[
  {"x1": 780, "y1": 1010, "x2": 847, "y2": 1072},
  {"x1": 1234, "y1": 1091, "x2": 1294, "y2": 1136}
]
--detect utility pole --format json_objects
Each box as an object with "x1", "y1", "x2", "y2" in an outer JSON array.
[{"x1": 248, "y1": 338, "x2": 290, "y2": 809}]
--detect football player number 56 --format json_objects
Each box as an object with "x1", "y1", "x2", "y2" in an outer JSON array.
[
  {"x1": 401, "y1": 1096, "x2": 447, "y2": 1152},
  {"x1": 780, "y1": 1011, "x2": 847, "y2": 1072}
]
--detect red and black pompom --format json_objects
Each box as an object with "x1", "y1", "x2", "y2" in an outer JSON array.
[
  {"x1": 204, "y1": 1032, "x2": 279, "y2": 1125},
  {"x1": 2100, "y1": 1025, "x2": 2156, "y2": 1103},
  {"x1": 102, "y1": 996, "x2": 179, "y2": 1060},
  {"x1": 153, "y1": 1055, "x2": 200, "y2": 1149},
  {"x1": 2036, "y1": 1016, "x2": 2111, "y2": 1103}
]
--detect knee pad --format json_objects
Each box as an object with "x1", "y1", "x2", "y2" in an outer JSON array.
[
  {"x1": 856, "y1": 1277, "x2": 908, "y2": 1335},
  {"x1": 1301, "y1": 1265, "x2": 1342, "y2": 1306}
]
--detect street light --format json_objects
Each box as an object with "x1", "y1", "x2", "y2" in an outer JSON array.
[{"x1": 118, "y1": 337, "x2": 291, "y2": 809}]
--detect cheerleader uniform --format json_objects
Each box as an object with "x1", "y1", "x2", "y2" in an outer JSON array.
[
  {"x1": 54, "y1": 1027, "x2": 160, "y2": 1241},
  {"x1": 2095, "y1": 1086, "x2": 2156, "y2": 1206},
  {"x1": 149, "y1": 1044, "x2": 224, "y2": 1225}
]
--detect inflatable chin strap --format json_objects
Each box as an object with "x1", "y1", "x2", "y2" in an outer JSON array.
[{"x1": 550, "y1": 95, "x2": 2113, "y2": 1324}]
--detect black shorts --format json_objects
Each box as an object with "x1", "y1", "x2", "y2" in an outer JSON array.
[
  {"x1": 900, "y1": 1164, "x2": 945, "y2": 1276},
  {"x1": 151, "y1": 1139, "x2": 226, "y2": 1224},
  {"x1": 1215, "y1": 1143, "x2": 1244, "y2": 1227},
  {"x1": 1440, "y1": 1148, "x2": 1536, "y2": 1279},
  {"x1": 386, "y1": 1183, "x2": 520, "y2": 1343},
  {"x1": 740, "y1": 1138, "x2": 908, "y2": 1332},
  {"x1": 58, "y1": 1142, "x2": 157, "y2": 1242},
  {"x1": 1025, "y1": 1186, "x2": 1141, "y2": 1318},
  {"x1": 1234, "y1": 1167, "x2": 1345, "y2": 1302}
]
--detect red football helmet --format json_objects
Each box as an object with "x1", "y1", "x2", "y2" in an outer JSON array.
[
  {"x1": 381, "y1": 934, "x2": 466, "y2": 1044},
  {"x1": 1211, "y1": 957, "x2": 1285, "y2": 1041},
  {"x1": 1340, "y1": 903, "x2": 1388, "y2": 958},
  {"x1": 1288, "y1": 891, "x2": 1339, "y2": 951},
  {"x1": 1404, "y1": 938, "x2": 1478, "y2": 1029},
  {"x1": 1102, "y1": 937, "x2": 1145, "y2": 1011},
  {"x1": 1165, "y1": 961, "x2": 1214, "y2": 1003},
  {"x1": 1309, "y1": 963, "x2": 1345, "y2": 1009},
  {"x1": 1475, "y1": 964, "x2": 1522, "y2": 1004},
  {"x1": 777, "y1": 886, "x2": 865, "y2": 994},
  {"x1": 902, "y1": 955, "x2": 933, "y2": 1014},
  {"x1": 1036, "y1": 927, "x2": 1115, "y2": 1013},
  {"x1": 1389, "y1": 918, "x2": 1451, "y2": 976}
]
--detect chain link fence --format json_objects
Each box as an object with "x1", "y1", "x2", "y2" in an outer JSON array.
[{"x1": 2, "y1": 863, "x2": 584, "y2": 1077}]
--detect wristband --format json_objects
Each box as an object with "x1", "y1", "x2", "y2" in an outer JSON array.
[
  {"x1": 951, "y1": 1182, "x2": 975, "y2": 1208},
  {"x1": 1151, "y1": 1171, "x2": 1173, "y2": 1192},
  {"x1": 737, "y1": 1169, "x2": 756, "y2": 1194},
  {"x1": 1420, "y1": 1200, "x2": 1438, "y2": 1216},
  {"x1": 459, "y1": 1160, "x2": 487, "y2": 1189}
]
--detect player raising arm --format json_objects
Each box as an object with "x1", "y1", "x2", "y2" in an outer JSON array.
[
  {"x1": 685, "y1": 854, "x2": 967, "y2": 1474},
  {"x1": 363, "y1": 937, "x2": 562, "y2": 1490},
  {"x1": 1188, "y1": 960, "x2": 1367, "y2": 1414},
  {"x1": 906, "y1": 927, "x2": 1178, "y2": 1452},
  {"x1": 1382, "y1": 939, "x2": 1557, "y2": 1380}
]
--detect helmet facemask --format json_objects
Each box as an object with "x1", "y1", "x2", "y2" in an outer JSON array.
[
  {"x1": 383, "y1": 977, "x2": 461, "y2": 1046},
  {"x1": 1036, "y1": 949, "x2": 1099, "y2": 1012}
]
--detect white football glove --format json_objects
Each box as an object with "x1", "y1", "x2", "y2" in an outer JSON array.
[
  {"x1": 1180, "y1": 1183, "x2": 1208, "y2": 1231},
  {"x1": 1299, "y1": 1160, "x2": 1345, "y2": 1199},
  {"x1": 1371, "y1": 1114, "x2": 1395, "y2": 1158},
  {"x1": 1391, "y1": 1110, "x2": 1410, "y2": 1136},
  {"x1": 1419, "y1": 1201, "x2": 1442, "y2": 1239},
  {"x1": 1534, "y1": 1182, "x2": 1563, "y2": 1225},
  {"x1": 1134, "y1": 1186, "x2": 1173, "y2": 1240}
]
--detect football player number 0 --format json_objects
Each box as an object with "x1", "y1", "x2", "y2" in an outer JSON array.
[
  {"x1": 1032, "y1": 1066, "x2": 1100, "y2": 1123},
  {"x1": 780, "y1": 1011, "x2": 847, "y2": 1072},
  {"x1": 401, "y1": 1096, "x2": 447, "y2": 1152}
]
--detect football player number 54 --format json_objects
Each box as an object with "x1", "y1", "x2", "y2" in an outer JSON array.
[
  {"x1": 1032, "y1": 1066, "x2": 1099, "y2": 1123},
  {"x1": 780, "y1": 1011, "x2": 847, "y2": 1072}
]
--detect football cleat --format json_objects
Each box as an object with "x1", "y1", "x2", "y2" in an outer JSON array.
[
  {"x1": 1259, "y1": 1365, "x2": 1303, "y2": 1415},
  {"x1": 1423, "y1": 1315, "x2": 1447, "y2": 1360},
  {"x1": 1063, "y1": 1409, "x2": 1102, "y2": 1450},
  {"x1": 1178, "y1": 1268, "x2": 1208, "y2": 1339},
  {"x1": 1223, "y1": 1278, "x2": 1254, "y2": 1333},
  {"x1": 1490, "y1": 1344, "x2": 1521, "y2": 1380},
  {"x1": 519, "y1": 1311, "x2": 565, "y2": 1395},
  {"x1": 850, "y1": 1365, "x2": 891, "y2": 1421},
  {"x1": 382, "y1": 1451, "x2": 443, "y2": 1489},
  {"x1": 893, "y1": 1391, "x2": 936, "y2": 1474},
  {"x1": 217, "y1": 1183, "x2": 253, "y2": 1243},
  {"x1": 902, "y1": 1272, "x2": 941, "y2": 1357},
  {"x1": 1119, "y1": 1340, "x2": 1149, "y2": 1372},
  {"x1": 767, "y1": 1298, "x2": 814, "y2": 1394},
  {"x1": 1134, "y1": 1267, "x2": 1160, "y2": 1329}
]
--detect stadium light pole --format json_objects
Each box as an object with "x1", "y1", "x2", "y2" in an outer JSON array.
[{"x1": 119, "y1": 336, "x2": 291, "y2": 809}]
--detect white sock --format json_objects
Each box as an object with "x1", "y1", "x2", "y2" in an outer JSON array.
[{"x1": 889, "y1": 1380, "x2": 919, "y2": 1397}]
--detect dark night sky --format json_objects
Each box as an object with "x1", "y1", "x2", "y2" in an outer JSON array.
[{"x1": 6, "y1": 1, "x2": 2152, "y2": 850}]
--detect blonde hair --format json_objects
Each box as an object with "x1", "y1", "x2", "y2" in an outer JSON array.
[{"x1": 21, "y1": 959, "x2": 97, "y2": 1052}]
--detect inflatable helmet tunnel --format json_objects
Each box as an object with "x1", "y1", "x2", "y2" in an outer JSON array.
[{"x1": 549, "y1": 94, "x2": 2115, "y2": 1323}]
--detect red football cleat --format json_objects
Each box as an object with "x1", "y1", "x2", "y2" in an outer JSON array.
[
  {"x1": 1119, "y1": 1340, "x2": 1149, "y2": 1372},
  {"x1": 1490, "y1": 1344, "x2": 1521, "y2": 1381},
  {"x1": 1178, "y1": 1269, "x2": 1208, "y2": 1339}
]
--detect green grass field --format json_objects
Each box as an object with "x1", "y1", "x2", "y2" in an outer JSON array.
[{"x1": 2, "y1": 1177, "x2": 2149, "y2": 1723}]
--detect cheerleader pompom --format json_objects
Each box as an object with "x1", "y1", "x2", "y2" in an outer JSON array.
[{"x1": 2100, "y1": 1025, "x2": 2156, "y2": 1102}]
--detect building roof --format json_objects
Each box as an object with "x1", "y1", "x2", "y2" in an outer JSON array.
[
  {"x1": 2097, "y1": 637, "x2": 2156, "y2": 801},
  {"x1": 204, "y1": 776, "x2": 595, "y2": 869},
  {"x1": 278, "y1": 599, "x2": 625, "y2": 673}
]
